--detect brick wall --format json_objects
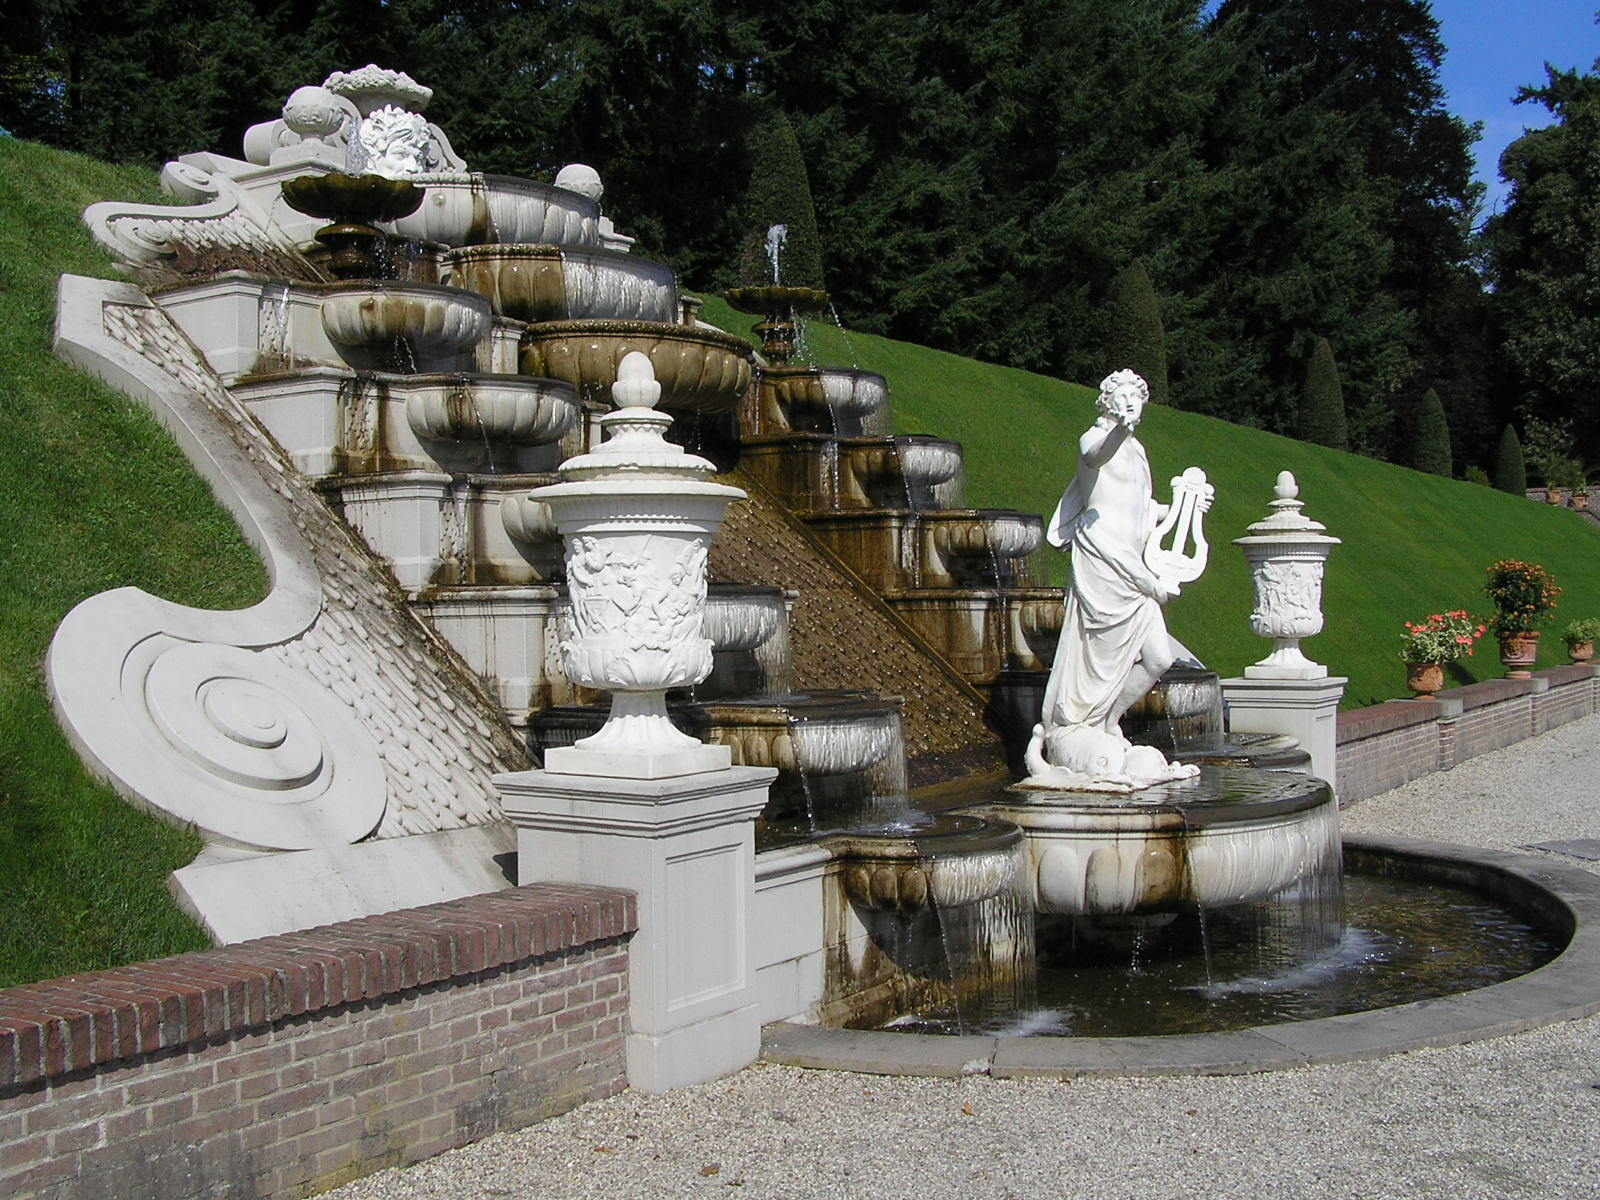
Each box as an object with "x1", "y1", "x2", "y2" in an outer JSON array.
[
  {"x1": 1336, "y1": 666, "x2": 1599, "y2": 805},
  {"x1": 1335, "y1": 699, "x2": 1444, "y2": 802},
  {"x1": 0, "y1": 884, "x2": 636, "y2": 1200},
  {"x1": 1535, "y1": 665, "x2": 1597, "y2": 733}
]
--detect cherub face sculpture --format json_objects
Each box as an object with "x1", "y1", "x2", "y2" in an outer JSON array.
[{"x1": 357, "y1": 105, "x2": 432, "y2": 177}]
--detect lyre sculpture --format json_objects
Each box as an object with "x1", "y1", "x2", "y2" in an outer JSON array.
[{"x1": 1025, "y1": 369, "x2": 1213, "y2": 791}]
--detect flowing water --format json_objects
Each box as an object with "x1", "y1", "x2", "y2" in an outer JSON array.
[{"x1": 880, "y1": 872, "x2": 1559, "y2": 1037}]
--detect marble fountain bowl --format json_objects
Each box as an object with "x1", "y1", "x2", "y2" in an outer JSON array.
[
  {"x1": 385, "y1": 173, "x2": 600, "y2": 248},
  {"x1": 701, "y1": 586, "x2": 785, "y2": 654},
  {"x1": 928, "y1": 510, "x2": 1043, "y2": 569},
  {"x1": 320, "y1": 281, "x2": 490, "y2": 373},
  {"x1": 893, "y1": 435, "x2": 964, "y2": 489},
  {"x1": 404, "y1": 373, "x2": 580, "y2": 447},
  {"x1": 760, "y1": 367, "x2": 890, "y2": 432},
  {"x1": 831, "y1": 813, "x2": 1027, "y2": 914},
  {"x1": 442, "y1": 244, "x2": 679, "y2": 325},
  {"x1": 972, "y1": 766, "x2": 1339, "y2": 917},
  {"x1": 519, "y1": 320, "x2": 753, "y2": 414},
  {"x1": 982, "y1": 510, "x2": 1044, "y2": 560}
]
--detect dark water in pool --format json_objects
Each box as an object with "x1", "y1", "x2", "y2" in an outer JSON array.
[{"x1": 881, "y1": 873, "x2": 1562, "y2": 1038}]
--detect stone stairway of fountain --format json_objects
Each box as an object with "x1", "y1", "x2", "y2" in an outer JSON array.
[
  {"x1": 736, "y1": 357, "x2": 1067, "y2": 754},
  {"x1": 130, "y1": 75, "x2": 989, "y2": 835}
]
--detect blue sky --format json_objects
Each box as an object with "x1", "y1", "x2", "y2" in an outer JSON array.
[{"x1": 1431, "y1": 0, "x2": 1600, "y2": 220}]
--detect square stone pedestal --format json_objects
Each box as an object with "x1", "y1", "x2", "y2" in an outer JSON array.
[
  {"x1": 1220, "y1": 674, "x2": 1347, "y2": 788},
  {"x1": 495, "y1": 765, "x2": 776, "y2": 1093}
]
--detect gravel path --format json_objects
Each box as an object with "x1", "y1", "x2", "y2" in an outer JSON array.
[{"x1": 330, "y1": 717, "x2": 1600, "y2": 1200}]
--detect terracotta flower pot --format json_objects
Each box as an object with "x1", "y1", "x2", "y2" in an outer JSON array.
[
  {"x1": 1567, "y1": 639, "x2": 1595, "y2": 665},
  {"x1": 1498, "y1": 631, "x2": 1540, "y2": 679},
  {"x1": 1405, "y1": 661, "x2": 1444, "y2": 697}
]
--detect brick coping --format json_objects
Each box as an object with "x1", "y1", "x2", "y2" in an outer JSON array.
[
  {"x1": 0, "y1": 883, "x2": 636, "y2": 1091},
  {"x1": 1338, "y1": 664, "x2": 1595, "y2": 743}
]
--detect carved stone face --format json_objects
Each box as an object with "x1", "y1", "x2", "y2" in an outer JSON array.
[{"x1": 1109, "y1": 381, "x2": 1145, "y2": 427}]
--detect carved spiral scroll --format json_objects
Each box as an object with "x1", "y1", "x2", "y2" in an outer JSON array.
[{"x1": 121, "y1": 641, "x2": 387, "y2": 848}]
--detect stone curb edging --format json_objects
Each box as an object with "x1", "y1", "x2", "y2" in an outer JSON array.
[
  {"x1": 760, "y1": 836, "x2": 1600, "y2": 1079},
  {"x1": 0, "y1": 882, "x2": 637, "y2": 1089}
]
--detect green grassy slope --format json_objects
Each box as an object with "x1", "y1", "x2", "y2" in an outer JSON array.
[
  {"x1": 700, "y1": 296, "x2": 1600, "y2": 710},
  {"x1": 0, "y1": 139, "x2": 268, "y2": 986}
]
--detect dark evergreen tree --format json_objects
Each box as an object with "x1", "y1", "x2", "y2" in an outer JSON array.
[
  {"x1": 1201, "y1": 0, "x2": 1482, "y2": 449},
  {"x1": 737, "y1": 110, "x2": 826, "y2": 291},
  {"x1": 1299, "y1": 338, "x2": 1348, "y2": 450},
  {"x1": 1104, "y1": 261, "x2": 1169, "y2": 406},
  {"x1": 1494, "y1": 424, "x2": 1528, "y2": 495},
  {"x1": 1413, "y1": 388, "x2": 1452, "y2": 477},
  {"x1": 1483, "y1": 61, "x2": 1600, "y2": 461}
]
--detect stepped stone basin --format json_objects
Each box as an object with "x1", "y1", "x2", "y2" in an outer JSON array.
[
  {"x1": 405, "y1": 373, "x2": 580, "y2": 449},
  {"x1": 519, "y1": 319, "x2": 753, "y2": 414},
  {"x1": 1121, "y1": 664, "x2": 1223, "y2": 752},
  {"x1": 385, "y1": 173, "x2": 600, "y2": 248},
  {"x1": 971, "y1": 766, "x2": 1339, "y2": 916},
  {"x1": 529, "y1": 691, "x2": 900, "y2": 780},
  {"x1": 842, "y1": 436, "x2": 964, "y2": 509},
  {"x1": 500, "y1": 494, "x2": 558, "y2": 547},
  {"x1": 700, "y1": 585, "x2": 794, "y2": 700},
  {"x1": 702, "y1": 586, "x2": 784, "y2": 653},
  {"x1": 930, "y1": 510, "x2": 1042, "y2": 562},
  {"x1": 982, "y1": 511, "x2": 1044, "y2": 560},
  {"x1": 443, "y1": 244, "x2": 678, "y2": 324},
  {"x1": 320, "y1": 281, "x2": 489, "y2": 372},
  {"x1": 893, "y1": 435, "x2": 964, "y2": 498},
  {"x1": 281, "y1": 172, "x2": 425, "y2": 225},
  {"x1": 759, "y1": 366, "x2": 890, "y2": 433},
  {"x1": 831, "y1": 813, "x2": 1027, "y2": 914}
]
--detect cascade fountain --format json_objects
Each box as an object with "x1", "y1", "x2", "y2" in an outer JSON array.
[{"x1": 49, "y1": 65, "x2": 1582, "y2": 1072}]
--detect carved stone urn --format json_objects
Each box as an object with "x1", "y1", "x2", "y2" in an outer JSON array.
[
  {"x1": 528, "y1": 352, "x2": 746, "y2": 778},
  {"x1": 1234, "y1": 471, "x2": 1341, "y2": 679}
]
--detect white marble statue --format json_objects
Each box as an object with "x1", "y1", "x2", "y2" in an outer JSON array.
[{"x1": 1024, "y1": 369, "x2": 1213, "y2": 791}]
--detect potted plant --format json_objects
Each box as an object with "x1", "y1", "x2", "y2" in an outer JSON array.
[
  {"x1": 1399, "y1": 610, "x2": 1485, "y2": 696},
  {"x1": 1484, "y1": 560, "x2": 1562, "y2": 678},
  {"x1": 1561, "y1": 617, "x2": 1600, "y2": 664},
  {"x1": 1543, "y1": 457, "x2": 1575, "y2": 505}
]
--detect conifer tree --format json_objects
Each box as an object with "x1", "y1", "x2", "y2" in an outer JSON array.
[
  {"x1": 737, "y1": 110, "x2": 826, "y2": 292},
  {"x1": 1298, "y1": 338, "x2": 1348, "y2": 451},
  {"x1": 1105, "y1": 261, "x2": 1169, "y2": 406},
  {"x1": 1494, "y1": 425, "x2": 1528, "y2": 495},
  {"x1": 1412, "y1": 389, "x2": 1452, "y2": 477}
]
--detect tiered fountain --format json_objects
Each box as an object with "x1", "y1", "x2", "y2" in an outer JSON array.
[{"x1": 57, "y1": 67, "x2": 1573, "y2": 1061}]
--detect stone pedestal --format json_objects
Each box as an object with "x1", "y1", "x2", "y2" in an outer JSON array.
[
  {"x1": 496, "y1": 765, "x2": 776, "y2": 1093},
  {"x1": 1220, "y1": 675, "x2": 1346, "y2": 788}
]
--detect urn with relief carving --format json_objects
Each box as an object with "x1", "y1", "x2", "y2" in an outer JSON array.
[
  {"x1": 1233, "y1": 472, "x2": 1341, "y2": 680},
  {"x1": 524, "y1": 352, "x2": 745, "y2": 778}
]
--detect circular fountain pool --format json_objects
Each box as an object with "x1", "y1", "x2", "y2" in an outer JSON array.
[
  {"x1": 762, "y1": 838, "x2": 1600, "y2": 1076},
  {"x1": 888, "y1": 867, "x2": 1560, "y2": 1038}
]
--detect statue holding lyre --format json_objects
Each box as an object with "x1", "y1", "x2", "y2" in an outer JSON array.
[{"x1": 1024, "y1": 369, "x2": 1213, "y2": 791}]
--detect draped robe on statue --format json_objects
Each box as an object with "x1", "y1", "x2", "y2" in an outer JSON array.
[{"x1": 1041, "y1": 431, "x2": 1166, "y2": 735}]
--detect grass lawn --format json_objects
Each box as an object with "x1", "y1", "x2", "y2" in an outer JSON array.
[
  {"x1": 698, "y1": 294, "x2": 1600, "y2": 710},
  {"x1": 0, "y1": 139, "x2": 267, "y2": 986}
]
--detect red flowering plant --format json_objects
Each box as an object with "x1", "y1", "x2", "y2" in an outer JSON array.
[
  {"x1": 1400, "y1": 610, "x2": 1486, "y2": 664},
  {"x1": 1483, "y1": 560, "x2": 1561, "y2": 636}
]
